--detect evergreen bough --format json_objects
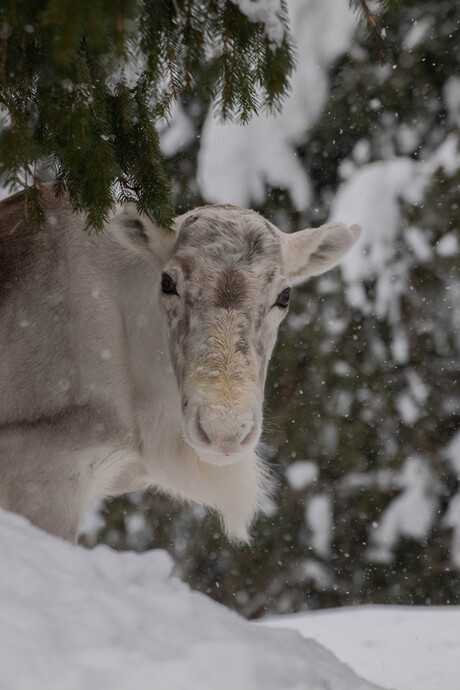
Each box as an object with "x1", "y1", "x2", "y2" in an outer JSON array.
[
  {"x1": 0, "y1": 0, "x2": 394, "y2": 230},
  {"x1": 0, "y1": 0, "x2": 294, "y2": 229},
  {"x1": 349, "y1": 0, "x2": 399, "y2": 64}
]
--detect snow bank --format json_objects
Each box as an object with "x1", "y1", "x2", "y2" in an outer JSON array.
[
  {"x1": 0, "y1": 509, "x2": 383, "y2": 690},
  {"x1": 264, "y1": 605, "x2": 460, "y2": 690}
]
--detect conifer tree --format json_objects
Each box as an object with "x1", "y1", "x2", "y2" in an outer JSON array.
[
  {"x1": 0, "y1": 0, "x2": 395, "y2": 229},
  {"x1": 0, "y1": 0, "x2": 295, "y2": 229}
]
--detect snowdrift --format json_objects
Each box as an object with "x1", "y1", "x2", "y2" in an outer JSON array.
[
  {"x1": 0, "y1": 509, "x2": 383, "y2": 690},
  {"x1": 265, "y1": 605, "x2": 460, "y2": 690}
]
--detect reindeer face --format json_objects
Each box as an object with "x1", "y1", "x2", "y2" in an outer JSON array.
[
  {"x1": 160, "y1": 208, "x2": 290, "y2": 463},
  {"x1": 110, "y1": 203, "x2": 360, "y2": 467}
]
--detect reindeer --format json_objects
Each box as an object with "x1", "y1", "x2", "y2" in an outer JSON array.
[{"x1": 0, "y1": 185, "x2": 360, "y2": 541}]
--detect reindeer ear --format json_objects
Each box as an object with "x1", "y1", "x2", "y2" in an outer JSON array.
[
  {"x1": 107, "y1": 204, "x2": 177, "y2": 268},
  {"x1": 282, "y1": 222, "x2": 361, "y2": 280}
]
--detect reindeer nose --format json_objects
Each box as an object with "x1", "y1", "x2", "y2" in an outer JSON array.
[{"x1": 189, "y1": 406, "x2": 259, "y2": 456}]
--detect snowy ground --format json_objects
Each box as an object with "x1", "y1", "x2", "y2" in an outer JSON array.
[
  {"x1": 1, "y1": 508, "x2": 459, "y2": 690},
  {"x1": 264, "y1": 606, "x2": 460, "y2": 690},
  {"x1": 0, "y1": 509, "x2": 381, "y2": 690}
]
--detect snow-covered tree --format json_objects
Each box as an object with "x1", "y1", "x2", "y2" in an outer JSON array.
[
  {"x1": 0, "y1": 0, "x2": 295, "y2": 228},
  {"x1": 0, "y1": 0, "x2": 401, "y2": 229}
]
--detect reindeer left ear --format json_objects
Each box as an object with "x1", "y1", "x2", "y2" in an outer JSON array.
[
  {"x1": 281, "y1": 222, "x2": 361, "y2": 280},
  {"x1": 107, "y1": 203, "x2": 177, "y2": 269}
]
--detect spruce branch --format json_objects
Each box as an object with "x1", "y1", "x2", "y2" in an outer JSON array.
[
  {"x1": 0, "y1": 0, "x2": 397, "y2": 231},
  {"x1": 0, "y1": 0, "x2": 297, "y2": 229},
  {"x1": 171, "y1": 0, "x2": 183, "y2": 21},
  {"x1": 349, "y1": 0, "x2": 398, "y2": 64}
]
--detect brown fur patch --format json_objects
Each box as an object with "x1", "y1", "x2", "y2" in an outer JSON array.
[
  {"x1": 0, "y1": 191, "x2": 44, "y2": 301},
  {"x1": 214, "y1": 269, "x2": 248, "y2": 310},
  {"x1": 235, "y1": 338, "x2": 249, "y2": 355}
]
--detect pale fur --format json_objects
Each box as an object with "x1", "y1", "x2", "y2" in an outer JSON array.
[{"x1": 0, "y1": 186, "x2": 360, "y2": 542}]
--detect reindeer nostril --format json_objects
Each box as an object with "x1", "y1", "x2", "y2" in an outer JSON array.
[
  {"x1": 240, "y1": 419, "x2": 256, "y2": 446},
  {"x1": 196, "y1": 413, "x2": 212, "y2": 445}
]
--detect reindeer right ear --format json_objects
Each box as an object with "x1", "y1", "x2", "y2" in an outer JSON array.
[
  {"x1": 281, "y1": 222, "x2": 361, "y2": 280},
  {"x1": 107, "y1": 204, "x2": 177, "y2": 268}
]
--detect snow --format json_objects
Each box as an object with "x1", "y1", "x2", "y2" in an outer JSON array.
[
  {"x1": 444, "y1": 493, "x2": 460, "y2": 568},
  {"x1": 395, "y1": 391, "x2": 421, "y2": 425},
  {"x1": 229, "y1": 0, "x2": 286, "y2": 47},
  {"x1": 0, "y1": 508, "x2": 382, "y2": 690},
  {"x1": 159, "y1": 100, "x2": 196, "y2": 158},
  {"x1": 285, "y1": 460, "x2": 319, "y2": 490},
  {"x1": 436, "y1": 231, "x2": 459, "y2": 257},
  {"x1": 444, "y1": 75, "x2": 460, "y2": 128},
  {"x1": 406, "y1": 369, "x2": 429, "y2": 405},
  {"x1": 5, "y1": 508, "x2": 459, "y2": 690},
  {"x1": 390, "y1": 325, "x2": 409, "y2": 364},
  {"x1": 367, "y1": 456, "x2": 438, "y2": 564},
  {"x1": 443, "y1": 431, "x2": 460, "y2": 567},
  {"x1": 299, "y1": 559, "x2": 333, "y2": 589},
  {"x1": 263, "y1": 605, "x2": 460, "y2": 690},
  {"x1": 330, "y1": 134, "x2": 460, "y2": 322},
  {"x1": 404, "y1": 225, "x2": 433, "y2": 261},
  {"x1": 444, "y1": 429, "x2": 460, "y2": 474},
  {"x1": 329, "y1": 157, "x2": 418, "y2": 320},
  {"x1": 197, "y1": 0, "x2": 356, "y2": 210},
  {"x1": 305, "y1": 493, "x2": 333, "y2": 559},
  {"x1": 403, "y1": 17, "x2": 434, "y2": 50}
]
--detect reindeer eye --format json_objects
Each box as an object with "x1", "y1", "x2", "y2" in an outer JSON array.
[
  {"x1": 275, "y1": 287, "x2": 291, "y2": 308},
  {"x1": 161, "y1": 273, "x2": 178, "y2": 295}
]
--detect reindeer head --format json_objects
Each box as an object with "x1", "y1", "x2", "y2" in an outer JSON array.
[{"x1": 111, "y1": 205, "x2": 360, "y2": 467}]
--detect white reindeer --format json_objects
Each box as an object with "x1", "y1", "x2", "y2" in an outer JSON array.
[{"x1": 0, "y1": 185, "x2": 360, "y2": 541}]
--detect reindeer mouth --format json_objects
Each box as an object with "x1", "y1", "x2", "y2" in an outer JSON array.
[{"x1": 195, "y1": 451, "x2": 244, "y2": 467}]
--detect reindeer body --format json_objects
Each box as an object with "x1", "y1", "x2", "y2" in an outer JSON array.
[{"x1": 0, "y1": 185, "x2": 360, "y2": 541}]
